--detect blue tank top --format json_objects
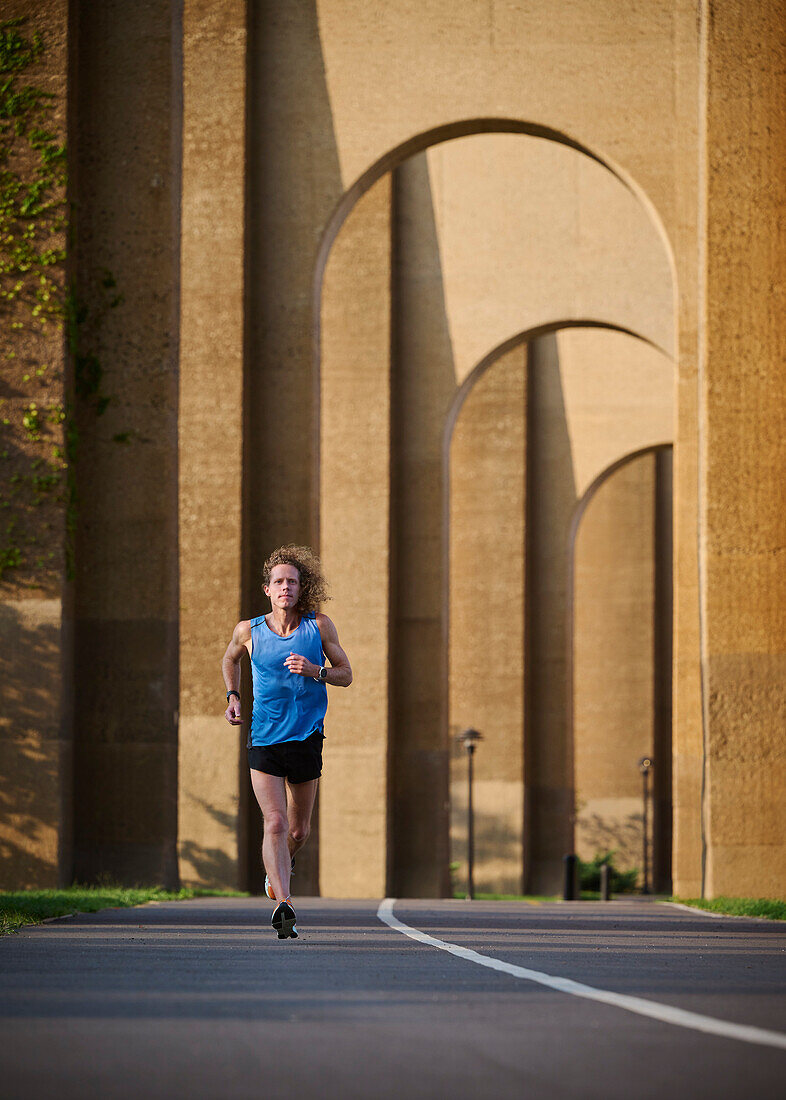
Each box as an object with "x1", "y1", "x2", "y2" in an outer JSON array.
[{"x1": 248, "y1": 612, "x2": 328, "y2": 747}]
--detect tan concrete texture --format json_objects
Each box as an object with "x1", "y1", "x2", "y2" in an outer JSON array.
[
  {"x1": 0, "y1": 599, "x2": 68, "y2": 888},
  {"x1": 449, "y1": 344, "x2": 526, "y2": 896},
  {"x1": 388, "y1": 156, "x2": 456, "y2": 897},
  {"x1": 7, "y1": 0, "x2": 784, "y2": 906},
  {"x1": 70, "y1": 0, "x2": 180, "y2": 886},
  {"x1": 526, "y1": 329, "x2": 672, "y2": 893},
  {"x1": 425, "y1": 134, "x2": 674, "y2": 382},
  {"x1": 573, "y1": 454, "x2": 657, "y2": 875},
  {"x1": 177, "y1": 0, "x2": 248, "y2": 889},
  {"x1": 319, "y1": 174, "x2": 392, "y2": 899},
  {"x1": 178, "y1": 717, "x2": 240, "y2": 888},
  {"x1": 670, "y1": 0, "x2": 704, "y2": 898},
  {"x1": 701, "y1": 0, "x2": 786, "y2": 899}
]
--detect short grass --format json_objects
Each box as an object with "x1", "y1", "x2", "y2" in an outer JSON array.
[
  {"x1": 0, "y1": 885, "x2": 248, "y2": 935},
  {"x1": 671, "y1": 895, "x2": 786, "y2": 921}
]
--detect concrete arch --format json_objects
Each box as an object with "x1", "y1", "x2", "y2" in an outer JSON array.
[
  {"x1": 566, "y1": 443, "x2": 673, "y2": 890},
  {"x1": 313, "y1": 118, "x2": 678, "y2": 316},
  {"x1": 317, "y1": 131, "x2": 677, "y2": 896},
  {"x1": 444, "y1": 322, "x2": 671, "y2": 453},
  {"x1": 447, "y1": 326, "x2": 674, "y2": 893},
  {"x1": 444, "y1": 323, "x2": 674, "y2": 688}
]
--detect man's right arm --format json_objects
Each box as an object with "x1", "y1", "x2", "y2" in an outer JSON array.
[{"x1": 222, "y1": 620, "x2": 251, "y2": 726}]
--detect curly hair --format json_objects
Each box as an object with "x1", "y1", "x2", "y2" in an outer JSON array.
[{"x1": 261, "y1": 545, "x2": 330, "y2": 614}]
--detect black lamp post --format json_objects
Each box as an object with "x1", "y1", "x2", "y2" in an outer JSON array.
[
  {"x1": 638, "y1": 755, "x2": 654, "y2": 895},
  {"x1": 458, "y1": 728, "x2": 483, "y2": 899}
]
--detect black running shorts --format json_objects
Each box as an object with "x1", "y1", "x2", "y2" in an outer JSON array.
[{"x1": 247, "y1": 729, "x2": 324, "y2": 784}]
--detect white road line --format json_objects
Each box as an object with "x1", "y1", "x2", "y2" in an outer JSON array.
[{"x1": 377, "y1": 899, "x2": 786, "y2": 1051}]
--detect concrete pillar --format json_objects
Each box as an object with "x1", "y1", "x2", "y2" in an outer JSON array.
[
  {"x1": 389, "y1": 156, "x2": 457, "y2": 897},
  {"x1": 319, "y1": 176, "x2": 392, "y2": 898},
  {"x1": 701, "y1": 0, "x2": 786, "y2": 898},
  {"x1": 243, "y1": 2, "x2": 344, "y2": 894},
  {"x1": 671, "y1": 0, "x2": 704, "y2": 900},
  {"x1": 449, "y1": 345, "x2": 526, "y2": 897},
  {"x1": 525, "y1": 334, "x2": 577, "y2": 894},
  {"x1": 70, "y1": 0, "x2": 180, "y2": 886},
  {"x1": 177, "y1": 1, "x2": 247, "y2": 889},
  {"x1": 0, "y1": 0, "x2": 70, "y2": 889}
]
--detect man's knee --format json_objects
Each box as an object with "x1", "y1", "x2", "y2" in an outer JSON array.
[
  {"x1": 263, "y1": 811, "x2": 288, "y2": 837},
  {"x1": 290, "y1": 822, "x2": 310, "y2": 845}
]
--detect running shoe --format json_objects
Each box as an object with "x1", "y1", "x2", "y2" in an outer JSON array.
[{"x1": 271, "y1": 899, "x2": 298, "y2": 939}]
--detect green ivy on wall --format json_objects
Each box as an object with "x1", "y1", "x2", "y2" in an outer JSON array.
[{"x1": 0, "y1": 16, "x2": 67, "y2": 583}]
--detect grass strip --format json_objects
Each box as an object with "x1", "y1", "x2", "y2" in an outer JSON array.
[
  {"x1": 0, "y1": 885, "x2": 248, "y2": 935},
  {"x1": 672, "y1": 896, "x2": 786, "y2": 921}
]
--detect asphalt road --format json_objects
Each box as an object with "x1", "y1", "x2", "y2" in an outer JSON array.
[{"x1": 1, "y1": 897, "x2": 784, "y2": 1099}]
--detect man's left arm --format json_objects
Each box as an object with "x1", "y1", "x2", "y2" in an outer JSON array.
[
  {"x1": 316, "y1": 614, "x2": 353, "y2": 686},
  {"x1": 283, "y1": 614, "x2": 353, "y2": 686}
]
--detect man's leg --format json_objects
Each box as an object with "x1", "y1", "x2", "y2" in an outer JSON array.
[
  {"x1": 286, "y1": 778, "x2": 318, "y2": 863},
  {"x1": 249, "y1": 769, "x2": 292, "y2": 902}
]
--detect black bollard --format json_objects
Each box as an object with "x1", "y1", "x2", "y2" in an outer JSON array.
[
  {"x1": 563, "y1": 853, "x2": 578, "y2": 901},
  {"x1": 600, "y1": 862, "x2": 611, "y2": 901}
]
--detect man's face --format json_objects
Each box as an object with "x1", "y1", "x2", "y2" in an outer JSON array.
[{"x1": 265, "y1": 563, "x2": 301, "y2": 610}]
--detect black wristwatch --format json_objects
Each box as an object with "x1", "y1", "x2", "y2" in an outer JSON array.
[
  {"x1": 314, "y1": 666, "x2": 328, "y2": 682},
  {"x1": 226, "y1": 690, "x2": 240, "y2": 702}
]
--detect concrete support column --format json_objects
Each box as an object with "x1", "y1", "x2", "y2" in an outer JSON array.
[
  {"x1": 389, "y1": 157, "x2": 456, "y2": 898},
  {"x1": 525, "y1": 334, "x2": 577, "y2": 894},
  {"x1": 701, "y1": 0, "x2": 786, "y2": 897},
  {"x1": 319, "y1": 176, "x2": 392, "y2": 898},
  {"x1": 449, "y1": 346, "x2": 526, "y2": 897},
  {"x1": 178, "y1": 0, "x2": 247, "y2": 888},
  {"x1": 71, "y1": 0, "x2": 181, "y2": 886}
]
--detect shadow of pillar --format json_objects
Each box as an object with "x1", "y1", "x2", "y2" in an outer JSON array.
[
  {"x1": 244, "y1": 0, "x2": 344, "y2": 895},
  {"x1": 388, "y1": 153, "x2": 458, "y2": 898},
  {"x1": 525, "y1": 332, "x2": 577, "y2": 895}
]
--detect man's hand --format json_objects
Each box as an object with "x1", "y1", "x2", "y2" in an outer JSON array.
[
  {"x1": 225, "y1": 697, "x2": 242, "y2": 725},
  {"x1": 284, "y1": 651, "x2": 320, "y2": 678}
]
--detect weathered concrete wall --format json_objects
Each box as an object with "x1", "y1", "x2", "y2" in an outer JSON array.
[
  {"x1": 177, "y1": 0, "x2": 247, "y2": 890},
  {"x1": 573, "y1": 454, "x2": 657, "y2": 875},
  {"x1": 701, "y1": 0, "x2": 786, "y2": 899},
  {"x1": 10, "y1": 0, "x2": 783, "y2": 904},
  {"x1": 70, "y1": 0, "x2": 180, "y2": 886},
  {"x1": 424, "y1": 134, "x2": 673, "y2": 382},
  {"x1": 449, "y1": 345, "x2": 526, "y2": 897},
  {"x1": 526, "y1": 329, "x2": 672, "y2": 894},
  {"x1": 319, "y1": 174, "x2": 391, "y2": 898},
  {"x1": 670, "y1": 1, "x2": 706, "y2": 902},
  {"x1": 0, "y1": 0, "x2": 70, "y2": 888},
  {"x1": 388, "y1": 157, "x2": 455, "y2": 897}
]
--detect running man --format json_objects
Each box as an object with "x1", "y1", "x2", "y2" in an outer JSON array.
[{"x1": 222, "y1": 545, "x2": 352, "y2": 939}]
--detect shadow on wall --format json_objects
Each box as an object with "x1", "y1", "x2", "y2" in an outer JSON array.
[
  {"x1": 0, "y1": 601, "x2": 64, "y2": 888},
  {"x1": 450, "y1": 807, "x2": 524, "y2": 896},
  {"x1": 576, "y1": 810, "x2": 644, "y2": 872},
  {"x1": 180, "y1": 794, "x2": 240, "y2": 890},
  {"x1": 179, "y1": 840, "x2": 240, "y2": 889}
]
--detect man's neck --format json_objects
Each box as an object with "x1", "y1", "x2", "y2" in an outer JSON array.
[{"x1": 267, "y1": 606, "x2": 301, "y2": 636}]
